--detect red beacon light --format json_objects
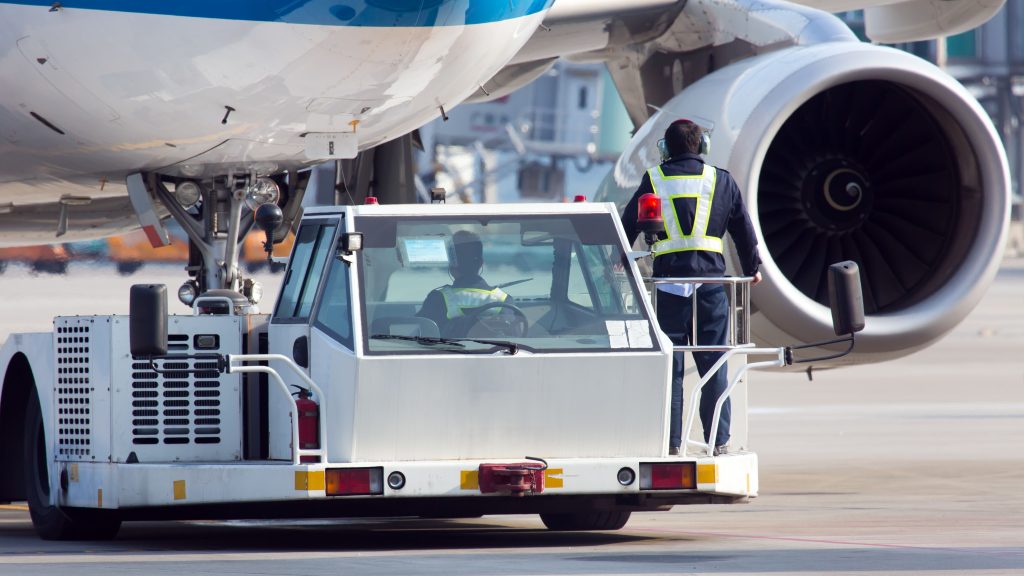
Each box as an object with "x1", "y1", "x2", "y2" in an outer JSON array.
[
  {"x1": 573, "y1": 194, "x2": 587, "y2": 203},
  {"x1": 364, "y1": 196, "x2": 379, "y2": 205},
  {"x1": 637, "y1": 193, "x2": 665, "y2": 235}
]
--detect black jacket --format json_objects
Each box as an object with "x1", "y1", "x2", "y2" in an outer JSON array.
[{"x1": 621, "y1": 153, "x2": 761, "y2": 278}]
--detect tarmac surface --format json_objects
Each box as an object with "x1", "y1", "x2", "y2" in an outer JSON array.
[{"x1": 0, "y1": 260, "x2": 1021, "y2": 575}]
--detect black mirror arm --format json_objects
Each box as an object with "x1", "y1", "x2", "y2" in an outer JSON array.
[{"x1": 785, "y1": 333, "x2": 855, "y2": 365}]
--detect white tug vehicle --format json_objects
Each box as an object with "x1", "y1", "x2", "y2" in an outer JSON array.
[{"x1": 0, "y1": 198, "x2": 863, "y2": 540}]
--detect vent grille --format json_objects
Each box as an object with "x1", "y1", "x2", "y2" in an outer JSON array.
[
  {"x1": 55, "y1": 323, "x2": 92, "y2": 459},
  {"x1": 131, "y1": 334, "x2": 223, "y2": 446}
]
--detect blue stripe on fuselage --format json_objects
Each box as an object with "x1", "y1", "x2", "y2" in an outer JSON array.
[{"x1": 0, "y1": 0, "x2": 553, "y2": 26}]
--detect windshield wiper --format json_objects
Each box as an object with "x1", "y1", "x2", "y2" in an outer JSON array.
[
  {"x1": 457, "y1": 338, "x2": 519, "y2": 355},
  {"x1": 370, "y1": 334, "x2": 467, "y2": 349},
  {"x1": 370, "y1": 334, "x2": 518, "y2": 355}
]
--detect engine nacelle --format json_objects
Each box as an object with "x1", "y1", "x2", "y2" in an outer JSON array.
[{"x1": 599, "y1": 42, "x2": 1010, "y2": 365}]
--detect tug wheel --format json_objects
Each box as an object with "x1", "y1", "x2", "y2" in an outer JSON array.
[
  {"x1": 540, "y1": 510, "x2": 631, "y2": 531},
  {"x1": 23, "y1": 388, "x2": 121, "y2": 540}
]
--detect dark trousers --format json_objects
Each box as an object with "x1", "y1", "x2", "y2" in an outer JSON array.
[{"x1": 657, "y1": 285, "x2": 731, "y2": 449}]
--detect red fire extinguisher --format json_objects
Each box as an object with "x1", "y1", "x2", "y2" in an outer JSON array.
[{"x1": 292, "y1": 386, "x2": 320, "y2": 461}]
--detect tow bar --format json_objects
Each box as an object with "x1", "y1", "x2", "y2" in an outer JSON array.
[{"x1": 478, "y1": 457, "x2": 548, "y2": 496}]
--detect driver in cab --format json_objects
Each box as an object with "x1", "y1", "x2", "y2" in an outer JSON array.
[{"x1": 417, "y1": 230, "x2": 510, "y2": 336}]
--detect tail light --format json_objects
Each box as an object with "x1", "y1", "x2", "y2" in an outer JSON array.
[
  {"x1": 326, "y1": 467, "x2": 384, "y2": 496},
  {"x1": 639, "y1": 462, "x2": 696, "y2": 490}
]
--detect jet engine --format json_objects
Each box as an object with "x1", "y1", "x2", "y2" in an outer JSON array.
[{"x1": 598, "y1": 42, "x2": 1010, "y2": 365}]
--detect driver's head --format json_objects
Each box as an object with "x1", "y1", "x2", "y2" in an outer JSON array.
[{"x1": 450, "y1": 230, "x2": 484, "y2": 279}]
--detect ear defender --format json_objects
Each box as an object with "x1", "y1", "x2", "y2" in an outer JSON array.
[{"x1": 658, "y1": 138, "x2": 670, "y2": 162}]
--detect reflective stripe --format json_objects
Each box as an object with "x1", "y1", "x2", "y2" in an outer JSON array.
[
  {"x1": 438, "y1": 286, "x2": 509, "y2": 319},
  {"x1": 649, "y1": 164, "x2": 723, "y2": 255}
]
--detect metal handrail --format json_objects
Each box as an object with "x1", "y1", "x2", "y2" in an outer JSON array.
[
  {"x1": 644, "y1": 276, "x2": 752, "y2": 351},
  {"x1": 686, "y1": 347, "x2": 787, "y2": 456},
  {"x1": 226, "y1": 354, "x2": 328, "y2": 465}
]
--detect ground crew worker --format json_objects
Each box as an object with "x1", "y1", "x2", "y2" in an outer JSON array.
[
  {"x1": 621, "y1": 119, "x2": 762, "y2": 456},
  {"x1": 418, "y1": 230, "x2": 509, "y2": 336}
]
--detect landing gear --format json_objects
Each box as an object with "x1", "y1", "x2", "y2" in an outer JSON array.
[
  {"x1": 136, "y1": 170, "x2": 307, "y2": 307},
  {"x1": 23, "y1": 388, "x2": 120, "y2": 540}
]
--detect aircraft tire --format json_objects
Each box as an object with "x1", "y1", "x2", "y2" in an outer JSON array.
[
  {"x1": 23, "y1": 389, "x2": 121, "y2": 541},
  {"x1": 539, "y1": 510, "x2": 631, "y2": 531}
]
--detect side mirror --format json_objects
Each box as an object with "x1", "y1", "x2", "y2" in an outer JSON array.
[
  {"x1": 828, "y1": 261, "x2": 865, "y2": 336},
  {"x1": 130, "y1": 284, "x2": 168, "y2": 358}
]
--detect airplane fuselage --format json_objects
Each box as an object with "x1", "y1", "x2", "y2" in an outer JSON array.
[{"x1": 0, "y1": 1, "x2": 550, "y2": 212}]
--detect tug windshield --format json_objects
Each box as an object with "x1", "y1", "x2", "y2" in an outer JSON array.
[{"x1": 356, "y1": 213, "x2": 658, "y2": 355}]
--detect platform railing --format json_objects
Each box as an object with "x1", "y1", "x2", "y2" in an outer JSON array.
[
  {"x1": 645, "y1": 276, "x2": 752, "y2": 351},
  {"x1": 643, "y1": 276, "x2": 787, "y2": 456}
]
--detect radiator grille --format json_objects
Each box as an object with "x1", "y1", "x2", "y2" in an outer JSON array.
[
  {"x1": 55, "y1": 323, "x2": 92, "y2": 459},
  {"x1": 130, "y1": 334, "x2": 223, "y2": 446}
]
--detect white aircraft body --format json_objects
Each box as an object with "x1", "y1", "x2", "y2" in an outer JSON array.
[{"x1": 0, "y1": 0, "x2": 1011, "y2": 364}]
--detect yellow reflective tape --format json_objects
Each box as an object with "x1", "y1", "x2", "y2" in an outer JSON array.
[
  {"x1": 545, "y1": 468, "x2": 564, "y2": 489},
  {"x1": 173, "y1": 480, "x2": 186, "y2": 501},
  {"x1": 69, "y1": 464, "x2": 79, "y2": 483},
  {"x1": 97, "y1": 488, "x2": 103, "y2": 508},
  {"x1": 697, "y1": 463, "x2": 717, "y2": 484},
  {"x1": 460, "y1": 470, "x2": 479, "y2": 490},
  {"x1": 294, "y1": 470, "x2": 326, "y2": 491}
]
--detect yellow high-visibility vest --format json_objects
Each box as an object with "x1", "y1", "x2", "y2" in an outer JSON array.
[
  {"x1": 647, "y1": 163, "x2": 723, "y2": 255},
  {"x1": 438, "y1": 286, "x2": 509, "y2": 319}
]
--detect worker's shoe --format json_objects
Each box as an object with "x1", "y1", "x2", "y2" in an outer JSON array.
[
  {"x1": 713, "y1": 444, "x2": 729, "y2": 456},
  {"x1": 668, "y1": 447, "x2": 680, "y2": 456}
]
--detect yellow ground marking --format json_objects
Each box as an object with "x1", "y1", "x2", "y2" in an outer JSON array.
[
  {"x1": 294, "y1": 470, "x2": 326, "y2": 491},
  {"x1": 173, "y1": 480, "x2": 186, "y2": 500},
  {"x1": 697, "y1": 462, "x2": 717, "y2": 484},
  {"x1": 0, "y1": 504, "x2": 28, "y2": 511}
]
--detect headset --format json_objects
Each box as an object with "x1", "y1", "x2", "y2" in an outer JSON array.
[{"x1": 658, "y1": 119, "x2": 711, "y2": 161}]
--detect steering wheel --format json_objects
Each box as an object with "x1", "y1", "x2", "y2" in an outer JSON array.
[{"x1": 460, "y1": 301, "x2": 529, "y2": 338}]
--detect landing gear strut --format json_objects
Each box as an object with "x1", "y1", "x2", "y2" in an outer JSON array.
[{"x1": 134, "y1": 170, "x2": 307, "y2": 308}]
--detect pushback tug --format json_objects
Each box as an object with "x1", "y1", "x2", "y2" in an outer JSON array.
[{"x1": 0, "y1": 197, "x2": 864, "y2": 539}]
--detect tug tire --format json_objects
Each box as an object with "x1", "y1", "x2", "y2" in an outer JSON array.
[
  {"x1": 23, "y1": 390, "x2": 121, "y2": 541},
  {"x1": 540, "y1": 510, "x2": 631, "y2": 531}
]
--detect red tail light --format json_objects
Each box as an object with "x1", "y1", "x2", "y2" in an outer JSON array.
[
  {"x1": 639, "y1": 463, "x2": 696, "y2": 490},
  {"x1": 326, "y1": 467, "x2": 384, "y2": 496}
]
